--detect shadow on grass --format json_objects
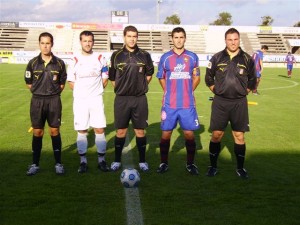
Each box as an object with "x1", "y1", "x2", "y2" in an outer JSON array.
[
  {"x1": 63, "y1": 122, "x2": 116, "y2": 153},
  {"x1": 207, "y1": 125, "x2": 241, "y2": 165},
  {"x1": 171, "y1": 124, "x2": 205, "y2": 152},
  {"x1": 1, "y1": 148, "x2": 299, "y2": 225},
  {"x1": 277, "y1": 74, "x2": 290, "y2": 78}
]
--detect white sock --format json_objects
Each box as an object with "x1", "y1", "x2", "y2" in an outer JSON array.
[
  {"x1": 95, "y1": 133, "x2": 106, "y2": 162},
  {"x1": 80, "y1": 155, "x2": 87, "y2": 164},
  {"x1": 77, "y1": 132, "x2": 88, "y2": 155}
]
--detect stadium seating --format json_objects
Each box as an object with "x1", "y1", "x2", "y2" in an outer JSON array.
[
  {"x1": 137, "y1": 31, "x2": 163, "y2": 52},
  {"x1": 91, "y1": 30, "x2": 110, "y2": 51},
  {"x1": 185, "y1": 31, "x2": 205, "y2": 53},
  {"x1": 0, "y1": 26, "x2": 299, "y2": 55},
  {"x1": 240, "y1": 32, "x2": 261, "y2": 55},
  {"x1": 282, "y1": 33, "x2": 300, "y2": 54},
  {"x1": 0, "y1": 28, "x2": 29, "y2": 49},
  {"x1": 257, "y1": 33, "x2": 288, "y2": 54}
]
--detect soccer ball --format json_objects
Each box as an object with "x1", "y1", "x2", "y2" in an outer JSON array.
[{"x1": 120, "y1": 168, "x2": 141, "y2": 188}]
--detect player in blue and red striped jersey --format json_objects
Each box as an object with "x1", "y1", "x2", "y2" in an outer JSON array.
[
  {"x1": 156, "y1": 27, "x2": 201, "y2": 175},
  {"x1": 285, "y1": 52, "x2": 296, "y2": 78},
  {"x1": 252, "y1": 45, "x2": 268, "y2": 95}
]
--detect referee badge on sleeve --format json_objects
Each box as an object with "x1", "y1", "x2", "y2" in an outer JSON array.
[
  {"x1": 207, "y1": 62, "x2": 212, "y2": 69},
  {"x1": 25, "y1": 71, "x2": 31, "y2": 78}
]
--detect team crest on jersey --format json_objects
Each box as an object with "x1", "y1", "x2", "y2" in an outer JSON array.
[
  {"x1": 184, "y1": 57, "x2": 188, "y2": 62},
  {"x1": 161, "y1": 110, "x2": 167, "y2": 121},
  {"x1": 207, "y1": 62, "x2": 212, "y2": 69},
  {"x1": 25, "y1": 71, "x2": 31, "y2": 78}
]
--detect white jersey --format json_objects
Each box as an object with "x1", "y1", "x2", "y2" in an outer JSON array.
[{"x1": 67, "y1": 52, "x2": 108, "y2": 99}]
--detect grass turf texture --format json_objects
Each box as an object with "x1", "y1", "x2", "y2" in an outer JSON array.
[{"x1": 0, "y1": 64, "x2": 299, "y2": 225}]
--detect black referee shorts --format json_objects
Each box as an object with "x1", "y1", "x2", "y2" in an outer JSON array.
[
  {"x1": 30, "y1": 95, "x2": 62, "y2": 129},
  {"x1": 210, "y1": 95, "x2": 249, "y2": 132},
  {"x1": 114, "y1": 95, "x2": 148, "y2": 129}
]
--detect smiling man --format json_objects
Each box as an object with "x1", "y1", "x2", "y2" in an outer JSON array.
[
  {"x1": 67, "y1": 31, "x2": 110, "y2": 173},
  {"x1": 205, "y1": 28, "x2": 257, "y2": 179}
]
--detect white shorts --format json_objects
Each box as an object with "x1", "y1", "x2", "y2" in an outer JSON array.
[{"x1": 73, "y1": 96, "x2": 106, "y2": 130}]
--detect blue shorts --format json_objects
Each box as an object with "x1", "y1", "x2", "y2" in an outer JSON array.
[
  {"x1": 160, "y1": 107, "x2": 200, "y2": 131},
  {"x1": 287, "y1": 64, "x2": 293, "y2": 71},
  {"x1": 256, "y1": 71, "x2": 261, "y2": 78}
]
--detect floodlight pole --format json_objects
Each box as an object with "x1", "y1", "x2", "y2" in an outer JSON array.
[{"x1": 157, "y1": 0, "x2": 163, "y2": 24}]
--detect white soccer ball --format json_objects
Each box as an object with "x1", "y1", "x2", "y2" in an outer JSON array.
[{"x1": 120, "y1": 168, "x2": 141, "y2": 188}]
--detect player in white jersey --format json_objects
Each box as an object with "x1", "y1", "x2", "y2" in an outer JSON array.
[{"x1": 67, "y1": 30, "x2": 110, "y2": 173}]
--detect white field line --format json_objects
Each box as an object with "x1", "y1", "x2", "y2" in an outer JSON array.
[
  {"x1": 259, "y1": 77, "x2": 299, "y2": 90},
  {"x1": 122, "y1": 134, "x2": 144, "y2": 225}
]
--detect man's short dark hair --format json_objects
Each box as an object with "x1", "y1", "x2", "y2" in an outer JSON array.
[
  {"x1": 80, "y1": 30, "x2": 94, "y2": 42},
  {"x1": 171, "y1": 27, "x2": 186, "y2": 38},
  {"x1": 225, "y1": 28, "x2": 240, "y2": 39},
  {"x1": 39, "y1": 32, "x2": 54, "y2": 46},
  {"x1": 261, "y1": 45, "x2": 269, "y2": 50},
  {"x1": 123, "y1": 25, "x2": 138, "y2": 36}
]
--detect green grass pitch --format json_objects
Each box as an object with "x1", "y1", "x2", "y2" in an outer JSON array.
[{"x1": 0, "y1": 64, "x2": 299, "y2": 225}]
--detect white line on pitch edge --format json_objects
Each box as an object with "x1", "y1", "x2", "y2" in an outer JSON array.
[{"x1": 122, "y1": 134, "x2": 144, "y2": 225}]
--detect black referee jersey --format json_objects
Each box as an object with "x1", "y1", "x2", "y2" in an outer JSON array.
[
  {"x1": 205, "y1": 48, "x2": 256, "y2": 99},
  {"x1": 24, "y1": 53, "x2": 67, "y2": 97},
  {"x1": 109, "y1": 46, "x2": 154, "y2": 96}
]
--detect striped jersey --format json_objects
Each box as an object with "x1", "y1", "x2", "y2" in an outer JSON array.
[
  {"x1": 156, "y1": 49, "x2": 200, "y2": 108},
  {"x1": 252, "y1": 50, "x2": 263, "y2": 72},
  {"x1": 285, "y1": 54, "x2": 295, "y2": 65}
]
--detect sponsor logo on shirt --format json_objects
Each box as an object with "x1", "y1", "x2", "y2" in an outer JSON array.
[{"x1": 169, "y1": 63, "x2": 191, "y2": 79}]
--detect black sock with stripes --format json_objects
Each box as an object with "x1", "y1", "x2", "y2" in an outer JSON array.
[
  {"x1": 114, "y1": 136, "x2": 126, "y2": 162},
  {"x1": 51, "y1": 134, "x2": 62, "y2": 164},
  {"x1": 136, "y1": 136, "x2": 147, "y2": 163},
  {"x1": 209, "y1": 141, "x2": 221, "y2": 168},
  {"x1": 32, "y1": 135, "x2": 43, "y2": 166},
  {"x1": 234, "y1": 143, "x2": 246, "y2": 169}
]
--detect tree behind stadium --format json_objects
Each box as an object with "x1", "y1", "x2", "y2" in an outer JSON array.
[{"x1": 210, "y1": 12, "x2": 232, "y2": 25}]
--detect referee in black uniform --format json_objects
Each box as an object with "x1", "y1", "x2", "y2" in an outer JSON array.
[
  {"x1": 24, "y1": 32, "x2": 67, "y2": 176},
  {"x1": 109, "y1": 25, "x2": 154, "y2": 172},
  {"x1": 205, "y1": 28, "x2": 256, "y2": 179}
]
